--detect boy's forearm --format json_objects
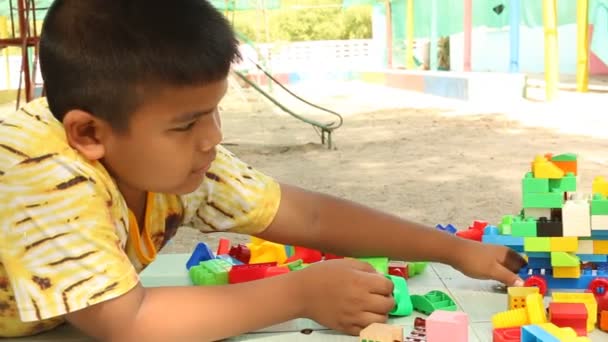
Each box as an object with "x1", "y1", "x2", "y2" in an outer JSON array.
[
  {"x1": 260, "y1": 185, "x2": 468, "y2": 264},
  {"x1": 121, "y1": 273, "x2": 304, "y2": 342}
]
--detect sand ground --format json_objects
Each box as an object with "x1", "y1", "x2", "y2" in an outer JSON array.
[{"x1": 2, "y1": 75, "x2": 608, "y2": 257}]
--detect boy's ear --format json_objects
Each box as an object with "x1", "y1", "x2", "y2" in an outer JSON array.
[{"x1": 63, "y1": 109, "x2": 110, "y2": 161}]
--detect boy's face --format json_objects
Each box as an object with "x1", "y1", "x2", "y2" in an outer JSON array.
[{"x1": 100, "y1": 79, "x2": 227, "y2": 195}]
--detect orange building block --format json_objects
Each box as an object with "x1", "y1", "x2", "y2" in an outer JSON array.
[{"x1": 601, "y1": 310, "x2": 608, "y2": 332}]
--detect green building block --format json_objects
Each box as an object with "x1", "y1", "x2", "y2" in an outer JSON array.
[
  {"x1": 522, "y1": 172, "x2": 549, "y2": 193},
  {"x1": 285, "y1": 259, "x2": 307, "y2": 271},
  {"x1": 549, "y1": 172, "x2": 577, "y2": 192},
  {"x1": 189, "y1": 258, "x2": 232, "y2": 286},
  {"x1": 591, "y1": 194, "x2": 608, "y2": 215},
  {"x1": 522, "y1": 191, "x2": 564, "y2": 208},
  {"x1": 386, "y1": 275, "x2": 413, "y2": 316},
  {"x1": 551, "y1": 153, "x2": 577, "y2": 162},
  {"x1": 511, "y1": 217, "x2": 537, "y2": 237},
  {"x1": 524, "y1": 237, "x2": 551, "y2": 252},
  {"x1": 411, "y1": 290, "x2": 457, "y2": 315},
  {"x1": 550, "y1": 252, "x2": 580, "y2": 267},
  {"x1": 358, "y1": 257, "x2": 389, "y2": 274},
  {"x1": 499, "y1": 215, "x2": 514, "y2": 235},
  {"x1": 408, "y1": 262, "x2": 428, "y2": 277}
]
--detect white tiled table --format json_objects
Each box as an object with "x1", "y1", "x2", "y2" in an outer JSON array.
[{"x1": 6, "y1": 254, "x2": 608, "y2": 341}]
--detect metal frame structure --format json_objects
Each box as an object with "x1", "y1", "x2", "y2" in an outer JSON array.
[{"x1": 0, "y1": 0, "x2": 47, "y2": 107}]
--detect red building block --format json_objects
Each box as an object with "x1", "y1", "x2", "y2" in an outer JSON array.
[
  {"x1": 217, "y1": 238, "x2": 231, "y2": 255},
  {"x1": 455, "y1": 220, "x2": 488, "y2": 242},
  {"x1": 228, "y1": 262, "x2": 276, "y2": 284},
  {"x1": 492, "y1": 327, "x2": 521, "y2": 342},
  {"x1": 229, "y1": 244, "x2": 251, "y2": 264},
  {"x1": 389, "y1": 263, "x2": 409, "y2": 279},
  {"x1": 549, "y1": 302, "x2": 588, "y2": 336},
  {"x1": 284, "y1": 246, "x2": 323, "y2": 264}
]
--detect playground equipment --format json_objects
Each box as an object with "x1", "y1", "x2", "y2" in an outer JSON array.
[
  {"x1": 0, "y1": 0, "x2": 45, "y2": 108},
  {"x1": 356, "y1": 0, "x2": 608, "y2": 101}
]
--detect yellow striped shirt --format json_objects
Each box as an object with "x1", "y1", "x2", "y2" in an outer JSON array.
[{"x1": 0, "y1": 98, "x2": 281, "y2": 337}]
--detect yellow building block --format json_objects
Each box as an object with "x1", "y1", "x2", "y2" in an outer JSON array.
[
  {"x1": 538, "y1": 323, "x2": 591, "y2": 341},
  {"x1": 552, "y1": 292, "x2": 597, "y2": 332},
  {"x1": 492, "y1": 308, "x2": 529, "y2": 329},
  {"x1": 552, "y1": 266, "x2": 581, "y2": 278},
  {"x1": 593, "y1": 176, "x2": 608, "y2": 196},
  {"x1": 550, "y1": 237, "x2": 578, "y2": 252},
  {"x1": 532, "y1": 155, "x2": 564, "y2": 179},
  {"x1": 508, "y1": 287, "x2": 539, "y2": 309},
  {"x1": 526, "y1": 294, "x2": 547, "y2": 324},
  {"x1": 247, "y1": 239, "x2": 287, "y2": 264},
  {"x1": 593, "y1": 240, "x2": 608, "y2": 254}
]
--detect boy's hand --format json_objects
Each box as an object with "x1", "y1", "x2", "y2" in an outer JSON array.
[
  {"x1": 296, "y1": 258, "x2": 395, "y2": 335},
  {"x1": 451, "y1": 240, "x2": 527, "y2": 287}
]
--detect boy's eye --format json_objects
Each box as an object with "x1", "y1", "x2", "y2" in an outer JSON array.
[{"x1": 173, "y1": 121, "x2": 196, "y2": 132}]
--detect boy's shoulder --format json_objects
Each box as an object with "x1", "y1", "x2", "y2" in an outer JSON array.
[{"x1": 0, "y1": 98, "x2": 70, "y2": 169}]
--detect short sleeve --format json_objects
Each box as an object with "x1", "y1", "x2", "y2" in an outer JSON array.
[
  {"x1": 181, "y1": 145, "x2": 281, "y2": 235},
  {"x1": 0, "y1": 155, "x2": 139, "y2": 322}
]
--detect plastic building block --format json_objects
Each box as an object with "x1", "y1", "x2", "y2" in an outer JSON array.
[
  {"x1": 524, "y1": 237, "x2": 551, "y2": 252},
  {"x1": 594, "y1": 240, "x2": 608, "y2": 254},
  {"x1": 548, "y1": 302, "x2": 588, "y2": 336},
  {"x1": 576, "y1": 240, "x2": 595, "y2": 254},
  {"x1": 426, "y1": 310, "x2": 468, "y2": 342},
  {"x1": 527, "y1": 257, "x2": 552, "y2": 269},
  {"x1": 284, "y1": 246, "x2": 322, "y2": 264},
  {"x1": 411, "y1": 290, "x2": 457, "y2": 315},
  {"x1": 387, "y1": 275, "x2": 413, "y2": 316},
  {"x1": 482, "y1": 230, "x2": 524, "y2": 252},
  {"x1": 550, "y1": 252, "x2": 580, "y2": 267},
  {"x1": 522, "y1": 192, "x2": 564, "y2": 209},
  {"x1": 500, "y1": 215, "x2": 515, "y2": 235},
  {"x1": 591, "y1": 194, "x2": 608, "y2": 215},
  {"x1": 552, "y1": 292, "x2": 597, "y2": 332},
  {"x1": 358, "y1": 257, "x2": 389, "y2": 274},
  {"x1": 189, "y1": 258, "x2": 232, "y2": 286},
  {"x1": 549, "y1": 173, "x2": 577, "y2": 192},
  {"x1": 521, "y1": 323, "x2": 590, "y2": 342},
  {"x1": 512, "y1": 217, "x2": 538, "y2": 237},
  {"x1": 284, "y1": 259, "x2": 305, "y2": 271},
  {"x1": 532, "y1": 156, "x2": 565, "y2": 179},
  {"x1": 562, "y1": 199, "x2": 591, "y2": 237},
  {"x1": 578, "y1": 254, "x2": 608, "y2": 262},
  {"x1": 523, "y1": 172, "x2": 549, "y2": 193},
  {"x1": 536, "y1": 218, "x2": 563, "y2": 237},
  {"x1": 228, "y1": 244, "x2": 251, "y2": 264},
  {"x1": 216, "y1": 238, "x2": 230, "y2": 255},
  {"x1": 248, "y1": 240, "x2": 288, "y2": 264},
  {"x1": 186, "y1": 242, "x2": 215, "y2": 270},
  {"x1": 553, "y1": 266, "x2": 581, "y2": 278},
  {"x1": 508, "y1": 287, "x2": 539, "y2": 310},
  {"x1": 591, "y1": 215, "x2": 608, "y2": 230},
  {"x1": 215, "y1": 254, "x2": 244, "y2": 266},
  {"x1": 408, "y1": 261, "x2": 428, "y2": 277},
  {"x1": 551, "y1": 154, "x2": 578, "y2": 175},
  {"x1": 550, "y1": 153, "x2": 577, "y2": 161},
  {"x1": 388, "y1": 260, "x2": 408, "y2": 279},
  {"x1": 228, "y1": 262, "x2": 277, "y2": 284},
  {"x1": 436, "y1": 223, "x2": 457, "y2": 234},
  {"x1": 550, "y1": 237, "x2": 578, "y2": 252},
  {"x1": 593, "y1": 176, "x2": 608, "y2": 196},
  {"x1": 493, "y1": 327, "x2": 521, "y2": 342},
  {"x1": 492, "y1": 293, "x2": 546, "y2": 329},
  {"x1": 359, "y1": 323, "x2": 403, "y2": 342},
  {"x1": 455, "y1": 220, "x2": 487, "y2": 241},
  {"x1": 600, "y1": 310, "x2": 608, "y2": 332},
  {"x1": 404, "y1": 317, "x2": 427, "y2": 341},
  {"x1": 523, "y1": 208, "x2": 552, "y2": 220}
]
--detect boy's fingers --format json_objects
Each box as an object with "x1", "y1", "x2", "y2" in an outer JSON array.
[{"x1": 492, "y1": 264, "x2": 525, "y2": 287}]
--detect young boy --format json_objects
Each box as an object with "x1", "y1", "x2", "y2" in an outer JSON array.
[{"x1": 0, "y1": 0, "x2": 526, "y2": 340}]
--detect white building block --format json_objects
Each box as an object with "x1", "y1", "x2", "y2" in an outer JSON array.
[
  {"x1": 576, "y1": 240, "x2": 595, "y2": 254},
  {"x1": 562, "y1": 199, "x2": 591, "y2": 237},
  {"x1": 591, "y1": 215, "x2": 608, "y2": 231}
]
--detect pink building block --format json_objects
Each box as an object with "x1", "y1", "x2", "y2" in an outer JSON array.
[{"x1": 427, "y1": 310, "x2": 469, "y2": 342}]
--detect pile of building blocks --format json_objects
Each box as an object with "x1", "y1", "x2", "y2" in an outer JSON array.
[{"x1": 359, "y1": 311, "x2": 468, "y2": 342}]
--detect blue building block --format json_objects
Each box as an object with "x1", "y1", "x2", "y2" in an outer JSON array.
[
  {"x1": 591, "y1": 230, "x2": 608, "y2": 239},
  {"x1": 577, "y1": 254, "x2": 608, "y2": 262},
  {"x1": 527, "y1": 257, "x2": 552, "y2": 269},
  {"x1": 186, "y1": 242, "x2": 215, "y2": 270},
  {"x1": 521, "y1": 325, "x2": 559, "y2": 342},
  {"x1": 520, "y1": 266, "x2": 608, "y2": 291},
  {"x1": 436, "y1": 224, "x2": 457, "y2": 234},
  {"x1": 526, "y1": 252, "x2": 551, "y2": 258},
  {"x1": 215, "y1": 254, "x2": 244, "y2": 265},
  {"x1": 482, "y1": 233, "x2": 524, "y2": 252}
]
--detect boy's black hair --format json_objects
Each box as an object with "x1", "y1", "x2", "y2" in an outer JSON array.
[{"x1": 40, "y1": 0, "x2": 240, "y2": 131}]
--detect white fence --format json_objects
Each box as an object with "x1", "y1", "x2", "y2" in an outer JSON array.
[{"x1": 0, "y1": 39, "x2": 383, "y2": 90}]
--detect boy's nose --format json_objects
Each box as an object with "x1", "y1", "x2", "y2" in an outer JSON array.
[{"x1": 197, "y1": 111, "x2": 222, "y2": 152}]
